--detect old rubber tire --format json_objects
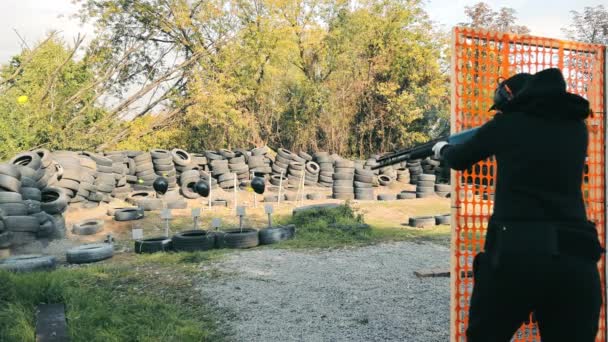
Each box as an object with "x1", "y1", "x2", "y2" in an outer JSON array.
[
  {"x1": 409, "y1": 216, "x2": 436, "y2": 228},
  {"x1": 435, "y1": 214, "x2": 451, "y2": 225},
  {"x1": 259, "y1": 226, "x2": 289, "y2": 245},
  {"x1": 416, "y1": 186, "x2": 435, "y2": 194},
  {"x1": 41, "y1": 187, "x2": 69, "y2": 214},
  {"x1": 378, "y1": 175, "x2": 393, "y2": 186},
  {"x1": 3, "y1": 216, "x2": 40, "y2": 232},
  {"x1": 172, "y1": 230, "x2": 215, "y2": 252},
  {"x1": 333, "y1": 173, "x2": 354, "y2": 181},
  {"x1": 180, "y1": 181, "x2": 201, "y2": 199},
  {"x1": 66, "y1": 243, "x2": 113, "y2": 264},
  {"x1": 23, "y1": 200, "x2": 41, "y2": 214},
  {"x1": 418, "y1": 174, "x2": 436, "y2": 182},
  {"x1": 21, "y1": 187, "x2": 42, "y2": 201},
  {"x1": 0, "y1": 202, "x2": 28, "y2": 216},
  {"x1": 216, "y1": 229, "x2": 259, "y2": 249},
  {"x1": 72, "y1": 219, "x2": 104, "y2": 235},
  {"x1": 134, "y1": 237, "x2": 172, "y2": 254},
  {"x1": 0, "y1": 255, "x2": 56, "y2": 272},
  {"x1": 416, "y1": 192, "x2": 434, "y2": 198},
  {"x1": 306, "y1": 193, "x2": 325, "y2": 200},
  {"x1": 150, "y1": 149, "x2": 171, "y2": 159},
  {"x1": 0, "y1": 174, "x2": 21, "y2": 192},
  {"x1": 0, "y1": 164, "x2": 21, "y2": 179},
  {"x1": 171, "y1": 149, "x2": 192, "y2": 166},
  {"x1": 114, "y1": 208, "x2": 144, "y2": 221},
  {"x1": 397, "y1": 192, "x2": 416, "y2": 200},
  {"x1": 435, "y1": 184, "x2": 450, "y2": 192},
  {"x1": 377, "y1": 194, "x2": 396, "y2": 201},
  {"x1": 10, "y1": 152, "x2": 42, "y2": 170}
]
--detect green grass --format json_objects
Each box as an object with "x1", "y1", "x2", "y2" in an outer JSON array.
[
  {"x1": 0, "y1": 251, "x2": 228, "y2": 342},
  {"x1": 274, "y1": 204, "x2": 451, "y2": 249}
]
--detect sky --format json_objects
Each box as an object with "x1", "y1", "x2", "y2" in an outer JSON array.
[{"x1": 0, "y1": 0, "x2": 603, "y2": 61}]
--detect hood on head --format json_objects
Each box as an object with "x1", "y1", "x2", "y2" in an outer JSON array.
[{"x1": 502, "y1": 68, "x2": 590, "y2": 120}]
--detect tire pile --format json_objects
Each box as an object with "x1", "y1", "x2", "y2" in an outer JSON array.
[
  {"x1": 408, "y1": 214, "x2": 451, "y2": 228},
  {"x1": 134, "y1": 225, "x2": 296, "y2": 254},
  {"x1": 315, "y1": 152, "x2": 334, "y2": 188},
  {"x1": 0, "y1": 151, "x2": 71, "y2": 250},
  {"x1": 332, "y1": 159, "x2": 355, "y2": 200},
  {"x1": 354, "y1": 168, "x2": 374, "y2": 200}
]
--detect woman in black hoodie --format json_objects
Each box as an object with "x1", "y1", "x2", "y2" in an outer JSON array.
[{"x1": 434, "y1": 68, "x2": 604, "y2": 341}]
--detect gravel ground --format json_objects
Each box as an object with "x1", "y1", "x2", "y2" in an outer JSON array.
[{"x1": 198, "y1": 241, "x2": 450, "y2": 342}]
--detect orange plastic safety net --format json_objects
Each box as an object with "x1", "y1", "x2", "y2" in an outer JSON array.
[{"x1": 450, "y1": 27, "x2": 606, "y2": 341}]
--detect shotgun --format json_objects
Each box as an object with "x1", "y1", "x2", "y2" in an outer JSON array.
[{"x1": 372, "y1": 127, "x2": 480, "y2": 170}]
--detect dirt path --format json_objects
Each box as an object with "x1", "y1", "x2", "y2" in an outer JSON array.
[{"x1": 198, "y1": 241, "x2": 450, "y2": 342}]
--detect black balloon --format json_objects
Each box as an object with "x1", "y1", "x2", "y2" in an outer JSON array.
[
  {"x1": 194, "y1": 180, "x2": 210, "y2": 197},
  {"x1": 153, "y1": 177, "x2": 169, "y2": 195},
  {"x1": 251, "y1": 176, "x2": 265, "y2": 194}
]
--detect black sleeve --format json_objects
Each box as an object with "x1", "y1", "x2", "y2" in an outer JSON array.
[{"x1": 441, "y1": 114, "x2": 506, "y2": 171}]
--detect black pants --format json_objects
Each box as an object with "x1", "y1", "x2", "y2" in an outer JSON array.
[{"x1": 466, "y1": 252, "x2": 602, "y2": 341}]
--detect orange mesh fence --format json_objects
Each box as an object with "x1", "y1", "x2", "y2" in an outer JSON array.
[{"x1": 450, "y1": 27, "x2": 607, "y2": 342}]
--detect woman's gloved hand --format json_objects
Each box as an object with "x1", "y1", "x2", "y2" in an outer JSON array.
[{"x1": 432, "y1": 141, "x2": 448, "y2": 159}]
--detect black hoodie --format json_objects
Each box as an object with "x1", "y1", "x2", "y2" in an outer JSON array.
[{"x1": 442, "y1": 68, "x2": 591, "y2": 222}]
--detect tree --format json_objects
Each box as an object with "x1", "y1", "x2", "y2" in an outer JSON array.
[
  {"x1": 461, "y1": 2, "x2": 530, "y2": 34},
  {"x1": 0, "y1": 35, "x2": 114, "y2": 159},
  {"x1": 74, "y1": 0, "x2": 449, "y2": 155},
  {"x1": 563, "y1": 5, "x2": 608, "y2": 45}
]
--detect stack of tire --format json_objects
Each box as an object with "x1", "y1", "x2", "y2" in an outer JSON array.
[
  {"x1": 273, "y1": 148, "x2": 292, "y2": 184},
  {"x1": 228, "y1": 153, "x2": 250, "y2": 184},
  {"x1": 354, "y1": 168, "x2": 374, "y2": 200},
  {"x1": 50, "y1": 152, "x2": 85, "y2": 205},
  {"x1": 0, "y1": 158, "x2": 68, "y2": 248},
  {"x1": 248, "y1": 154, "x2": 267, "y2": 178},
  {"x1": 84, "y1": 153, "x2": 114, "y2": 202},
  {"x1": 416, "y1": 174, "x2": 436, "y2": 198},
  {"x1": 396, "y1": 168, "x2": 410, "y2": 183},
  {"x1": 304, "y1": 161, "x2": 320, "y2": 186},
  {"x1": 407, "y1": 159, "x2": 424, "y2": 185},
  {"x1": 206, "y1": 151, "x2": 232, "y2": 190},
  {"x1": 314, "y1": 152, "x2": 333, "y2": 188},
  {"x1": 133, "y1": 152, "x2": 154, "y2": 191},
  {"x1": 249, "y1": 148, "x2": 272, "y2": 178},
  {"x1": 434, "y1": 160, "x2": 450, "y2": 184},
  {"x1": 378, "y1": 166, "x2": 395, "y2": 187},
  {"x1": 150, "y1": 149, "x2": 178, "y2": 191},
  {"x1": 332, "y1": 159, "x2": 355, "y2": 200},
  {"x1": 172, "y1": 149, "x2": 194, "y2": 191},
  {"x1": 179, "y1": 169, "x2": 202, "y2": 199},
  {"x1": 210, "y1": 152, "x2": 235, "y2": 190},
  {"x1": 71, "y1": 154, "x2": 99, "y2": 208},
  {"x1": 249, "y1": 146, "x2": 272, "y2": 179},
  {"x1": 191, "y1": 153, "x2": 209, "y2": 172},
  {"x1": 434, "y1": 183, "x2": 450, "y2": 198},
  {"x1": 421, "y1": 158, "x2": 440, "y2": 175},
  {"x1": 104, "y1": 151, "x2": 131, "y2": 200},
  {"x1": 287, "y1": 161, "x2": 305, "y2": 188}
]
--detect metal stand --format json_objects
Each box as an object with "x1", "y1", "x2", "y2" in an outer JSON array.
[
  {"x1": 160, "y1": 208, "x2": 172, "y2": 238},
  {"x1": 251, "y1": 171, "x2": 257, "y2": 208},
  {"x1": 191, "y1": 208, "x2": 201, "y2": 230},
  {"x1": 236, "y1": 206, "x2": 245, "y2": 232},
  {"x1": 208, "y1": 175, "x2": 212, "y2": 210},
  {"x1": 278, "y1": 170, "x2": 284, "y2": 206},
  {"x1": 265, "y1": 204, "x2": 274, "y2": 228},
  {"x1": 233, "y1": 173, "x2": 238, "y2": 208}
]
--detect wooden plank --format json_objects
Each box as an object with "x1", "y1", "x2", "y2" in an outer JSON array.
[{"x1": 36, "y1": 304, "x2": 69, "y2": 342}]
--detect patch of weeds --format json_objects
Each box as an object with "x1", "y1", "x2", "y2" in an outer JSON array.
[
  {"x1": 276, "y1": 204, "x2": 374, "y2": 248},
  {"x1": 0, "y1": 260, "x2": 227, "y2": 342}
]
